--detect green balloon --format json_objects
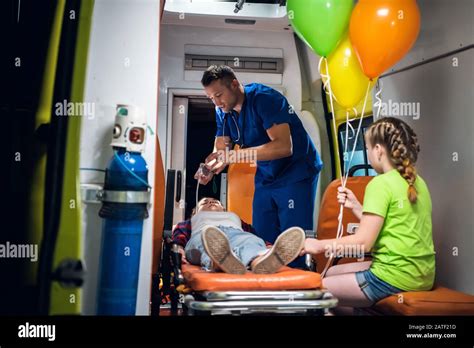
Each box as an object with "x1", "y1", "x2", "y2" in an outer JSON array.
[{"x1": 287, "y1": 0, "x2": 354, "y2": 57}]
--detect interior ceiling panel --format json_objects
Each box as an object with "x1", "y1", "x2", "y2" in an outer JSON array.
[
  {"x1": 163, "y1": 0, "x2": 290, "y2": 31},
  {"x1": 218, "y1": 0, "x2": 285, "y2": 4}
]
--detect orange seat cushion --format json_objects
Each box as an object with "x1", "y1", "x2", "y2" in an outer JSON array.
[
  {"x1": 227, "y1": 161, "x2": 256, "y2": 224},
  {"x1": 373, "y1": 286, "x2": 474, "y2": 315},
  {"x1": 182, "y1": 264, "x2": 322, "y2": 292}
]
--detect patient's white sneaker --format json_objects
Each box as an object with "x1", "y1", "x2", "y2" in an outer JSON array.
[
  {"x1": 202, "y1": 226, "x2": 246, "y2": 274},
  {"x1": 252, "y1": 227, "x2": 305, "y2": 274}
]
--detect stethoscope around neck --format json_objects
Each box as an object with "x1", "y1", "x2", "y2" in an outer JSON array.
[{"x1": 222, "y1": 112, "x2": 244, "y2": 147}]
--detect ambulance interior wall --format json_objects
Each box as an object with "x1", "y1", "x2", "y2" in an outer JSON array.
[
  {"x1": 374, "y1": 0, "x2": 473, "y2": 293},
  {"x1": 79, "y1": 0, "x2": 160, "y2": 315}
]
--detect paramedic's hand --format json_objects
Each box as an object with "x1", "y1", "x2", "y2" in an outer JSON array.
[
  {"x1": 337, "y1": 187, "x2": 363, "y2": 220},
  {"x1": 177, "y1": 246, "x2": 188, "y2": 264},
  {"x1": 205, "y1": 151, "x2": 228, "y2": 175},
  {"x1": 194, "y1": 166, "x2": 214, "y2": 185},
  {"x1": 300, "y1": 238, "x2": 325, "y2": 256}
]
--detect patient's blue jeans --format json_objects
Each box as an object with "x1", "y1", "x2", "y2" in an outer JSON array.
[{"x1": 185, "y1": 225, "x2": 267, "y2": 270}]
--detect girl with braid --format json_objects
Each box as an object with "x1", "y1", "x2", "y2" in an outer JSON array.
[{"x1": 301, "y1": 117, "x2": 435, "y2": 310}]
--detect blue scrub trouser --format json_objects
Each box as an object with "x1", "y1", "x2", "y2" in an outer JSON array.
[{"x1": 252, "y1": 175, "x2": 318, "y2": 268}]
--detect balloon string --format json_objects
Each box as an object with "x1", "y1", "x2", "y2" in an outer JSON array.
[
  {"x1": 344, "y1": 109, "x2": 350, "y2": 171},
  {"x1": 347, "y1": 122, "x2": 355, "y2": 139},
  {"x1": 342, "y1": 81, "x2": 371, "y2": 188},
  {"x1": 374, "y1": 79, "x2": 383, "y2": 120},
  {"x1": 318, "y1": 57, "x2": 349, "y2": 278},
  {"x1": 320, "y1": 80, "x2": 371, "y2": 278},
  {"x1": 318, "y1": 56, "x2": 340, "y2": 277},
  {"x1": 347, "y1": 108, "x2": 357, "y2": 139},
  {"x1": 319, "y1": 56, "x2": 343, "y2": 180}
]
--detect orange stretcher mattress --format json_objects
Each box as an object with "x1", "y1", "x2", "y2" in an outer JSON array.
[{"x1": 182, "y1": 264, "x2": 322, "y2": 292}]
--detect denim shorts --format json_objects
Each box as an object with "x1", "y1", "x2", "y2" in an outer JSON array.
[{"x1": 355, "y1": 269, "x2": 403, "y2": 303}]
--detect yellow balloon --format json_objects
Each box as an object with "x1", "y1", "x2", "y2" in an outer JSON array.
[{"x1": 321, "y1": 34, "x2": 377, "y2": 109}]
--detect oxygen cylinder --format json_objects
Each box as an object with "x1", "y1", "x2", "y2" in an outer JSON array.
[{"x1": 97, "y1": 105, "x2": 149, "y2": 315}]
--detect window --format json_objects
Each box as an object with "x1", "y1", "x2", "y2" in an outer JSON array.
[{"x1": 337, "y1": 116, "x2": 377, "y2": 177}]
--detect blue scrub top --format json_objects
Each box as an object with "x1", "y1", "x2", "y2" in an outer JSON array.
[{"x1": 215, "y1": 83, "x2": 323, "y2": 189}]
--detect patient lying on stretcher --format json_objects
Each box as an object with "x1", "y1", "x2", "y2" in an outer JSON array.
[{"x1": 172, "y1": 197, "x2": 305, "y2": 274}]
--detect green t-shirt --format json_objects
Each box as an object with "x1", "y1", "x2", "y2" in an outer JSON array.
[{"x1": 363, "y1": 169, "x2": 435, "y2": 291}]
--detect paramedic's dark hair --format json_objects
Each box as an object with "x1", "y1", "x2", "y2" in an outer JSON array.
[
  {"x1": 366, "y1": 117, "x2": 421, "y2": 203},
  {"x1": 201, "y1": 65, "x2": 237, "y2": 87}
]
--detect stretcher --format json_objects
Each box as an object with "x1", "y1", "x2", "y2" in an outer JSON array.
[
  {"x1": 154, "y1": 164, "x2": 338, "y2": 315},
  {"x1": 179, "y1": 264, "x2": 337, "y2": 315}
]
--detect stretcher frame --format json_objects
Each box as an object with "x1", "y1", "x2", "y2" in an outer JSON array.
[{"x1": 152, "y1": 169, "x2": 338, "y2": 316}]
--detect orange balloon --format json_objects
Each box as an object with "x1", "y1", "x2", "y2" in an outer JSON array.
[{"x1": 349, "y1": 0, "x2": 421, "y2": 79}]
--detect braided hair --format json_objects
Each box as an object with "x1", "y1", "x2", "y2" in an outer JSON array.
[{"x1": 366, "y1": 117, "x2": 421, "y2": 203}]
